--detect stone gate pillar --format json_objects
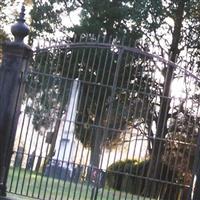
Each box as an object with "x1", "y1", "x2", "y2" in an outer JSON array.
[{"x1": 0, "y1": 5, "x2": 32, "y2": 196}]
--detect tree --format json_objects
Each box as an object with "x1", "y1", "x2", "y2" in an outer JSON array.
[
  {"x1": 0, "y1": 0, "x2": 11, "y2": 40},
  {"x1": 28, "y1": 0, "x2": 63, "y2": 45},
  {"x1": 0, "y1": 29, "x2": 9, "y2": 62}
]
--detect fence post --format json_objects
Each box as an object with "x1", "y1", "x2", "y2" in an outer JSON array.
[
  {"x1": 190, "y1": 137, "x2": 200, "y2": 200},
  {"x1": 0, "y1": 5, "x2": 32, "y2": 196}
]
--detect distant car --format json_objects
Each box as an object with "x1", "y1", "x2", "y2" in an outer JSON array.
[{"x1": 44, "y1": 160, "x2": 82, "y2": 183}]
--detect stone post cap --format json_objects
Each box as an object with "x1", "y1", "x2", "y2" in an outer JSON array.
[{"x1": 11, "y1": 4, "x2": 30, "y2": 43}]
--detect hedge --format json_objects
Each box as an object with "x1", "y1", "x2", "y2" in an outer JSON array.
[{"x1": 106, "y1": 159, "x2": 181, "y2": 199}]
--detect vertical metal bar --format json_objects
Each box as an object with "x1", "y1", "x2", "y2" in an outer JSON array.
[{"x1": 192, "y1": 143, "x2": 200, "y2": 200}]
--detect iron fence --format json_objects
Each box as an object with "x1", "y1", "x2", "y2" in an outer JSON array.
[{"x1": 4, "y1": 35, "x2": 200, "y2": 200}]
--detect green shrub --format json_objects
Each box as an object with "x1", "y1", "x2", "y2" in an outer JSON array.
[
  {"x1": 106, "y1": 159, "x2": 180, "y2": 199},
  {"x1": 106, "y1": 159, "x2": 148, "y2": 194}
]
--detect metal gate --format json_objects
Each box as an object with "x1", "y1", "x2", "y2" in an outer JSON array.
[
  {"x1": 4, "y1": 34, "x2": 200, "y2": 200},
  {"x1": 1, "y1": 8, "x2": 200, "y2": 200}
]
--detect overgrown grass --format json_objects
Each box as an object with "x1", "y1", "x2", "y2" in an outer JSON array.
[{"x1": 7, "y1": 167, "x2": 150, "y2": 200}]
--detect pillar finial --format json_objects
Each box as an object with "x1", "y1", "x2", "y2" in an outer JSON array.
[
  {"x1": 19, "y1": 4, "x2": 26, "y2": 22},
  {"x1": 11, "y1": 4, "x2": 30, "y2": 43}
]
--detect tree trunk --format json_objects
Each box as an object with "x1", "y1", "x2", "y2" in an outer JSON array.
[
  {"x1": 90, "y1": 129, "x2": 102, "y2": 167},
  {"x1": 87, "y1": 127, "x2": 103, "y2": 184},
  {"x1": 143, "y1": 1, "x2": 186, "y2": 198}
]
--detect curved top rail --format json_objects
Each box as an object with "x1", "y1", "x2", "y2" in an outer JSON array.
[{"x1": 34, "y1": 42, "x2": 200, "y2": 81}]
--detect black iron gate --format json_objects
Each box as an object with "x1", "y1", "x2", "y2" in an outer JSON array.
[{"x1": 1, "y1": 7, "x2": 200, "y2": 200}]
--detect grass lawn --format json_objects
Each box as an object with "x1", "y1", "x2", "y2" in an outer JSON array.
[{"x1": 7, "y1": 167, "x2": 151, "y2": 200}]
